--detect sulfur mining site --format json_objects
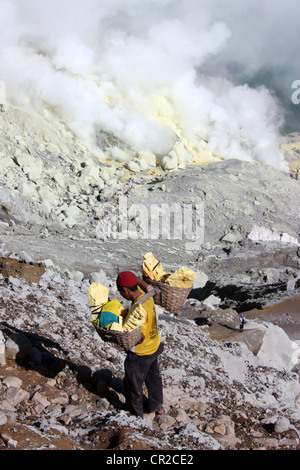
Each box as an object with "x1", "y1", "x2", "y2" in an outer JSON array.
[{"x1": 0, "y1": 0, "x2": 300, "y2": 453}]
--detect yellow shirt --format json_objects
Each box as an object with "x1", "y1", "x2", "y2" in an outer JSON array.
[{"x1": 133, "y1": 289, "x2": 161, "y2": 356}]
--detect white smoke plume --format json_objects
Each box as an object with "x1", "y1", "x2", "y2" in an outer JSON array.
[{"x1": 1, "y1": 0, "x2": 299, "y2": 170}]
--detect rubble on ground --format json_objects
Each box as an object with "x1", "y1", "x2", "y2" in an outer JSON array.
[
  {"x1": 0, "y1": 257, "x2": 299, "y2": 450},
  {"x1": 0, "y1": 102, "x2": 300, "y2": 450}
]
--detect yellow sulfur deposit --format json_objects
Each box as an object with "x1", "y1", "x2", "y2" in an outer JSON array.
[
  {"x1": 87, "y1": 283, "x2": 109, "y2": 307},
  {"x1": 142, "y1": 252, "x2": 197, "y2": 288},
  {"x1": 280, "y1": 142, "x2": 300, "y2": 152},
  {"x1": 87, "y1": 283, "x2": 109, "y2": 325},
  {"x1": 122, "y1": 303, "x2": 147, "y2": 331},
  {"x1": 164, "y1": 266, "x2": 197, "y2": 288},
  {"x1": 109, "y1": 316, "x2": 124, "y2": 332},
  {"x1": 148, "y1": 92, "x2": 221, "y2": 166},
  {"x1": 142, "y1": 252, "x2": 167, "y2": 280}
]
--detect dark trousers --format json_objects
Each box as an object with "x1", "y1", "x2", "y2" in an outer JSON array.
[{"x1": 124, "y1": 342, "x2": 164, "y2": 418}]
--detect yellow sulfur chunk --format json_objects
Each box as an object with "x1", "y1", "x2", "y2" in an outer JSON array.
[
  {"x1": 142, "y1": 252, "x2": 166, "y2": 281},
  {"x1": 109, "y1": 322, "x2": 124, "y2": 332},
  {"x1": 87, "y1": 283, "x2": 125, "y2": 329},
  {"x1": 87, "y1": 283, "x2": 109, "y2": 308},
  {"x1": 110, "y1": 316, "x2": 125, "y2": 332},
  {"x1": 142, "y1": 252, "x2": 197, "y2": 288},
  {"x1": 123, "y1": 304, "x2": 147, "y2": 332},
  {"x1": 164, "y1": 266, "x2": 197, "y2": 288},
  {"x1": 88, "y1": 283, "x2": 110, "y2": 327}
]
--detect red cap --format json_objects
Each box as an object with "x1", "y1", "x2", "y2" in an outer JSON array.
[{"x1": 116, "y1": 271, "x2": 137, "y2": 287}]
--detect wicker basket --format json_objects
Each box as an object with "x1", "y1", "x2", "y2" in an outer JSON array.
[
  {"x1": 94, "y1": 325, "x2": 142, "y2": 350},
  {"x1": 143, "y1": 276, "x2": 192, "y2": 313}
]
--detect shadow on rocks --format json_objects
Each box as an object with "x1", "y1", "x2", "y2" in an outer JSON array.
[{"x1": 0, "y1": 321, "x2": 126, "y2": 411}]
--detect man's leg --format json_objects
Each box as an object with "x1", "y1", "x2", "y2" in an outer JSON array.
[
  {"x1": 145, "y1": 343, "x2": 164, "y2": 413},
  {"x1": 124, "y1": 351, "x2": 146, "y2": 418},
  {"x1": 124, "y1": 344, "x2": 164, "y2": 417}
]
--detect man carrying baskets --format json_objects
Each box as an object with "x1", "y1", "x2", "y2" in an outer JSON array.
[{"x1": 116, "y1": 271, "x2": 165, "y2": 418}]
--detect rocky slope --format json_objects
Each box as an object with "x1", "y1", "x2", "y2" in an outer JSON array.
[
  {"x1": 1, "y1": 104, "x2": 300, "y2": 311},
  {"x1": 0, "y1": 102, "x2": 300, "y2": 451},
  {"x1": 0, "y1": 258, "x2": 300, "y2": 451}
]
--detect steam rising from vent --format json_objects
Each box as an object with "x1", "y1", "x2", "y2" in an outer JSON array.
[{"x1": 1, "y1": 0, "x2": 299, "y2": 170}]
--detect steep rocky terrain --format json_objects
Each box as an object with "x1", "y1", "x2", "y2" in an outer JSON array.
[
  {"x1": 1, "y1": 104, "x2": 300, "y2": 311},
  {"x1": 0, "y1": 103, "x2": 300, "y2": 451},
  {"x1": 0, "y1": 259, "x2": 300, "y2": 451}
]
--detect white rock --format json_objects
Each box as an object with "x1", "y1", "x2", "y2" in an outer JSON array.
[
  {"x1": 105, "y1": 177, "x2": 119, "y2": 188},
  {"x1": 63, "y1": 217, "x2": 78, "y2": 229},
  {"x1": 0, "y1": 157, "x2": 14, "y2": 170},
  {"x1": 32, "y1": 391, "x2": 51, "y2": 409},
  {"x1": 80, "y1": 164, "x2": 101, "y2": 183},
  {"x1": 275, "y1": 417, "x2": 292, "y2": 434},
  {"x1": 162, "y1": 151, "x2": 178, "y2": 170},
  {"x1": 38, "y1": 186, "x2": 60, "y2": 206},
  {"x1": 2, "y1": 376, "x2": 23, "y2": 389},
  {"x1": 68, "y1": 184, "x2": 81, "y2": 195},
  {"x1": 262, "y1": 268, "x2": 280, "y2": 283},
  {"x1": 18, "y1": 181, "x2": 39, "y2": 199},
  {"x1": 50, "y1": 390, "x2": 69, "y2": 405},
  {"x1": 0, "y1": 399, "x2": 15, "y2": 412},
  {"x1": 178, "y1": 422, "x2": 222, "y2": 450},
  {"x1": 17, "y1": 250, "x2": 34, "y2": 263},
  {"x1": 41, "y1": 259, "x2": 54, "y2": 268},
  {"x1": 89, "y1": 269, "x2": 110, "y2": 287},
  {"x1": 202, "y1": 242, "x2": 212, "y2": 250},
  {"x1": 53, "y1": 172, "x2": 66, "y2": 187},
  {"x1": 64, "y1": 205, "x2": 82, "y2": 219},
  {"x1": 221, "y1": 232, "x2": 239, "y2": 243},
  {"x1": 24, "y1": 162, "x2": 44, "y2": 181},
  {"x1": 248, "y1": 226, "x2": 300, "y2": 247},
  {"x1": 7, "y1": 276, "x2": 22, "y2": 288},
  {"x1": 127, "y1": 161, "x2": 140, "y2": 173},
  {"x1": 156, "y1": 414, "x2": 176, "y2": 430},
  {"x1": 0, "y1": 413, "x2": 8, "y2": 426},
  {"x1": 136, "y1": 151, "x2": 156, "y2": 169},
  {"x1": 7, "y1": 438, "x2": 18, "y2": 448},
  {"x1": 247, "y1": 321, "x2": 298, "y2": 371},
  {"x1": 172, "y1": 142, "x2": 188, "y2": 166},
  {"x1": 137, "y1": 159, "x2": 149, "y2": 171},
  {"x1": 5, "y1": 387, "x2": 30, "y2": 406},
  {"x1": 15, "y1": 155, "x2": 41, "y2": 169},
  {"x1": 99, "y1": 166, "x2": 116, "y2": 181},
  {"x1": 64, "y1": 269, "x2": 84, "y2": 282},
  {"x1": 99, "y1": 168, "x2": 111, "y2": 182},
  {"x1": 193, "y1": 271, "x2": 209, "y2": 289},
  {"x1": 203, "y1": 295, "x2": 221, "y2": 308},
  {"x1": 175, "y1": 408, "x2": 190, "y2": 424}
]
